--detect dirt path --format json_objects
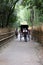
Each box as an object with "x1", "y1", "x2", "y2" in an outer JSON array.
[{"x1": 0, "y1": 35, "x2": 43, "y2": 65}]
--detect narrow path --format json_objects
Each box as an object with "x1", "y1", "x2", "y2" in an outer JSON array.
[{"x1": 0, "y1": 35, "x2": 43, "y2": 65}]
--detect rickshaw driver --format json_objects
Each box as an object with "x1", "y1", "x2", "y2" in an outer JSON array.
[{"x1": 23, "y1": 28, "x2": 28, "y2": 42}]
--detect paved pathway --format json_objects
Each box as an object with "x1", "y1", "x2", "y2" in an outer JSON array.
[{"x1": 0, "y1": 35, "x2": 43, "y2": 65}]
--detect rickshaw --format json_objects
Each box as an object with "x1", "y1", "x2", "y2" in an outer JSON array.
[{"x1": 20, "y1": 25, "x2": 28, "y2": 42}]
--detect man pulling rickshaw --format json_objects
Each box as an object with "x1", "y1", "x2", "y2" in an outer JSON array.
[{"x1": 20, "y1": 24, "x2": 28, "y2": 42}]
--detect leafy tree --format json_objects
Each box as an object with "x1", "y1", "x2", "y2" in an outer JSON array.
[
  {"x1": 21, "y1": 0, "x2": 43, "y2": 25},
  {"x1": 0, "y1": 0, "x2": 19, "y2": 28}
]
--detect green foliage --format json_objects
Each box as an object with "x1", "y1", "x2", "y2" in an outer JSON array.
[
  {"x1": 21, "y1": 0, "x2": 43, "y2": 26},
  {"x1": 0, "y1": 0, "x2": 19, "y2": 28},
  {"x1": 15, "y1": 4, "x2": 31, "y2": 26},
  {"x1": 0, "y1": 0, "x2": 43, "y2": 28},
  {"x1": 8, "y1": 12, "x2": 17, "y2": 27},
  {"x1": 22, "y1": 0, "x2": 43, "y2": 10},
  {"x1": 22, "y1": 8, "x2": 30, "y2": 22}
]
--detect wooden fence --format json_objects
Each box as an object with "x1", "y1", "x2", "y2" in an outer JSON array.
[
  {"x1": 0, "y1": 31, "x2": 15, "y2": 42},
  {"x1": 32, "y1": 25, "x2": 43, "y2": 44}
]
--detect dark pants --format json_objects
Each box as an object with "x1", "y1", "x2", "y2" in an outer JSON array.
[
  {"x1": 15, "y1": 32, "x2": 18, "y2": 38},
  {"x1": 24, "y1": 34, "x2": 27, "y2": 42}
]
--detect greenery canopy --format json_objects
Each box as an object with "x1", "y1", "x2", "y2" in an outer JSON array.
[
  {"x1": 0, "y1": 0, "x2": 19, "y2": 28},
  {"x1": 0, "y1": 0, "x2": 43, "y2": 28}
]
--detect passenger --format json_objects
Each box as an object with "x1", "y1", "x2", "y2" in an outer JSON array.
[
  {"x1": 28, "y1": 29, "x2": 30, "y2": 41},
  {"x1": 20, "y1": 30, "x2": 22, "y2": 41},
  {"x1": 15, "y1": 28, "x2": 18, "y2": 38}
]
